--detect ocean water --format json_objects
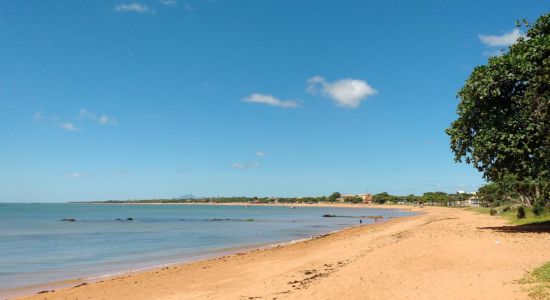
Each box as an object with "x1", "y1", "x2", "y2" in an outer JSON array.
[{"x1": 0, "y1": 203, "x2": 414, "y2": 293}]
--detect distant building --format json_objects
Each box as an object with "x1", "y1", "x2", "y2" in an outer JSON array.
[
  {"x1": 339, "y1": 193, "x2": 372, "y2": 204},
  {"x1": 453, "y1": 192, "x2": 480, "y2": 207},
  {"x1": 464, "y1": 193, "x2": 480, "y2": 207},
  {"x1": 360, "y1": 193, "x2": 373, "y2": 204},
  {"x1": 454, "y1": 194, "x2": 481, "y2": 207}
]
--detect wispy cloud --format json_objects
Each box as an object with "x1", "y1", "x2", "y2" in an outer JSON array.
[
  {"x1": 33, "y1": 111, "x2": 57, "y2": 125},
  {"x1": 114, "y1": 2, "x2": 153, "y2": 13},
  {"x1": 243, "y1": 93, "x2": 300, "y2": 108},
  {"x1": 67, "y1": 172, "x2": 88, "y2": 178},
  {"x1": 159, "y1": 0, "x2": 177, "y2": 6},
  {"x1": 232, "y1": 163, "x2": 246, "y2": 169},
  {"x1": 59, "y1": 122, "x2": 78, "y2": 131},
  {"x1": 255, "y1": 151, "x2": 266, "y2": 157},
  {"x1": 33, "y1": 110, "x2": 117, "y2": 131},
  {"x1": 79, "y1": 109, "x2": 118, "y2": 126},
  {"x1": 232, "y1": 162, "x2": 260, "y2": 169},
  {"x1": 33, "y1": 112, "x2": 45, "y2": 123},
  {"x1": 307, "y1": 76, "x2": 377, "y2": 108},
  {"x1": 483, "y1": 49, "x2": 504, "y2": 58},
  {"x1": 479, "y1": 28, "x2": 524, "y2": 47},
  {"x1": 98, "y1": 115, "x2": 117, "y2": 125}
]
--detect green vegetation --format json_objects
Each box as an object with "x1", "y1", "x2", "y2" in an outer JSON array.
[
  {"x1": 84, "y1": 190, "x2": 480, "y2": 206},
  {"x1": 327, "y1": 192, "x2": 341, "y2": 202},
  {"x1": 371, "y1": 191, "x2": 473, "y2": 205},
  {"x1": 447, "y1": 12, "x2": 549, "y2": 211},
  {"x1": 521, "y1": 261, "x2": 550, "y2": 299},
  {"x1": 517, "y1": 206, "x2": 527, "y2": 219},
  {"x1": 477, "y1": 175, "x2": 549, "y2": 207},
  {"x1": 342, "y1": 196, "x2": 363, "y2": 204},
  {"x1": 91, "y1": 196, "x2": 329, "y2": 204},
  {"x1": 468, "y1": 206, "x2": 550, "y2": 225},
  {"x1": 533, "y1": 201, "x2": 546, "y2": 216}
]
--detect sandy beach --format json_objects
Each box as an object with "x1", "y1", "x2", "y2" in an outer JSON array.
[{"x1": 16, "y1": 206, "x2": 550, "y2": 300}]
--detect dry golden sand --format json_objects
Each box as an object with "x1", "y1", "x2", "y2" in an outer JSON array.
[{"x1": 18, "y1": 206, "x2": 550, "y2": 300}]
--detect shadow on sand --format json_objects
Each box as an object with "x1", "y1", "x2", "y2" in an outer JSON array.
[{"x1": 478, "y1": 221, "x2": 550, "y2": 234}]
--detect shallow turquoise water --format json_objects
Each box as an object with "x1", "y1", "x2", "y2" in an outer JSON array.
[{"x1": 0, "y1": 203, "x2": 414, "y2": 292}]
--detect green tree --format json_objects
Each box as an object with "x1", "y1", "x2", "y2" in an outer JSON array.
[
  {"x1": 373, "y1": 192, "x2": 393, "y2": 204},
  {"x1": 327, "y1": 192, "x2": 341, "y2": 202},
  {"x1": 477, "y1": 182, "x2": 504, "y2": 206},
  {"x1": 422, "y1": 192, "x2": 451, "y2": 204},
  {"x1": 479, "y1": 174, "x2": 543, "y2": 205},
  {"x1": 405, "y1": 194, "x2": 418, "y2": 203},
  {"x1": 446, "y1": 13, "x2": 550, "y2": 204}
]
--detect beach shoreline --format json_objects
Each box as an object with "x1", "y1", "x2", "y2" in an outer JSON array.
[
  {"x1": 3, "y1": 237, "x2": 329, "y2": 299},
  {"x1": 3, "y1": 204, "x2": 416, "y2": 299},
  {"x1": 13, "y1": 205, "x2": 550, "y2": 299}
]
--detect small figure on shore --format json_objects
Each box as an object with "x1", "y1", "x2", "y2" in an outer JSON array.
[{"x1": 359, "y1": 219, "x2": 362, "y2": 224}]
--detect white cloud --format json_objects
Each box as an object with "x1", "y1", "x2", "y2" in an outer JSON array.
[
  {"x1": 114, "y1": 3, "x2": 153, "y2": 13},
  {"x1": 307, "y1": 76, "x2": 377, "y2": 108},
  {"x1": 159, "y1": 0, "x2": 177, "y2": 6},
  {"x1": 79, "y1": 109, "x2": 118, "y2": 126},
  {"x1": 255, "y1": 151, "x2": 266, "y2": 157},
  {"x1": 243, "y1": 93, "x2": 300, "y2": 108},
  {"x1": 98, "y1": 115, "x2": 117, "y2": 125},
  {"x1": 232, "y1": 162, "x2": 260, "y2": 169},
  {"x1": 479, "y1": 28, "x2": 524, "y2": 47},
  {"x1": 59, "y1": 122, "x2": 78, "y2": 131}
]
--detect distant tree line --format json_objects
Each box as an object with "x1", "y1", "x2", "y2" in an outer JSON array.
[
  {"x1": 370, "y1": 192, "x2": 473, "y2": 205},
  {"x1": 89, "y1": 191, "x2": 474, "y2": 206}
]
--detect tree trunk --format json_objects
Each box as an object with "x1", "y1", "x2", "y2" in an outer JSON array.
[{"x1": 518, "y1": 195, "x2": 531, "y2": 206}]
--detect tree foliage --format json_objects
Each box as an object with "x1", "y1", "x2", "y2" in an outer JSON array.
[
  {"x1": 372, "y1": 192, "x2": 392, "y2": 204},
  {"x1": 327, "y1": 192, "x2": 342, "y2": 202},
  {"x1": 446, "y1": 13, "x2": 550, "y2": 184}
]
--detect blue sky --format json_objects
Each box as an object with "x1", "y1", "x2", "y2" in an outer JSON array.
[{"x1": 1, "y1": 1, "x2": 548, "y2": 202}]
